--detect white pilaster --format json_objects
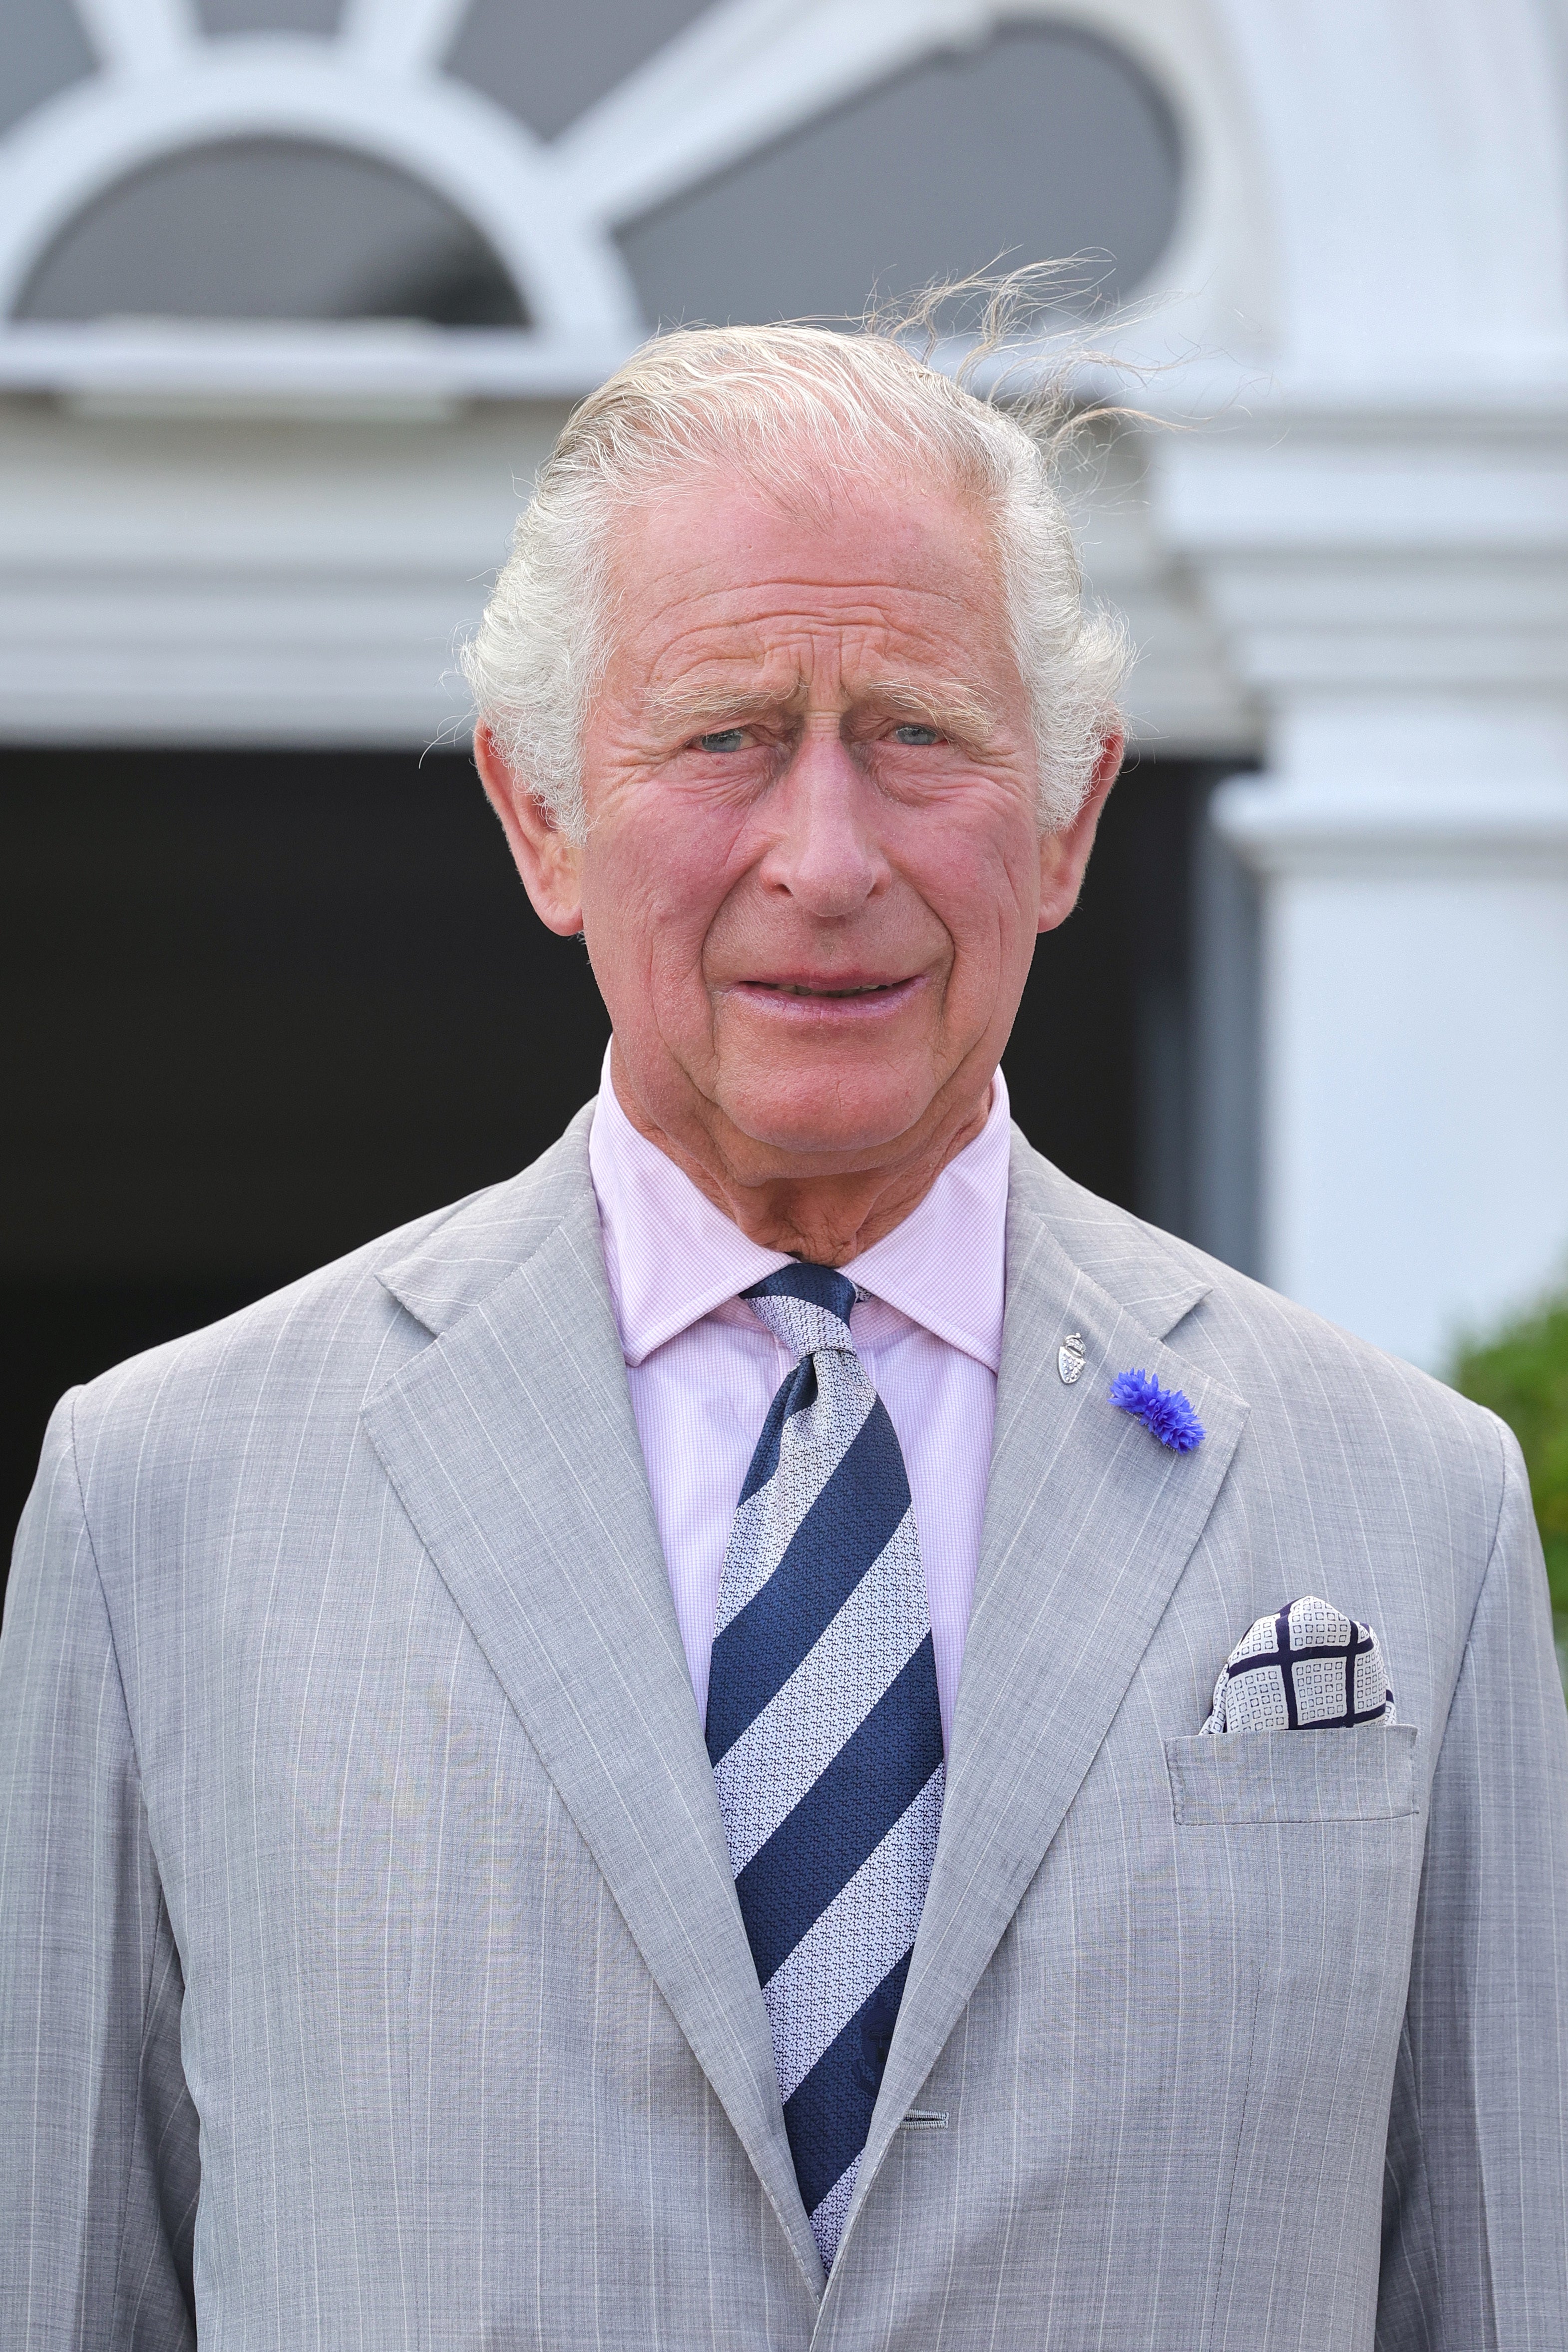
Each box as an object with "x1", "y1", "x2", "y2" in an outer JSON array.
[
  {"x1": 1216, "y1": 729, "x2": 1568, "y2": 1370},
  {"x1": 1150, "y1": 0, "x2": 1568, "y2": 1368},
  {"x1": 1165, "y1": 400, "x2": 1568, "y2": 1367}
]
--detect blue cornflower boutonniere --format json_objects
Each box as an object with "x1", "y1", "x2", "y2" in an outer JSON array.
[{"x1": 1110, "y1": 1368, "x2": 1205, "y2": 1453}]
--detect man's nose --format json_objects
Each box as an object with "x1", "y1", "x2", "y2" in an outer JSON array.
[{"x1": 756, "y1": 728, "x2": 890, "y2": 918}]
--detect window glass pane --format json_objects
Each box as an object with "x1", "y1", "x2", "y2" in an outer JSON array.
[
  {"x1": 1, "y1": 0, "x2": 97, "y2": 136},
  {"x1": 619, "y1": 23, "x2": 1180, "y2": 328},
  {"x1": 446, "y1": 0, "x2": 712, "y2": 143},
  {"x1": 196, "y1": 0, "x2": 341, "y2": 31},
  {"x1": 17, "y1": 139, "x2": 525, "y2": 325}
]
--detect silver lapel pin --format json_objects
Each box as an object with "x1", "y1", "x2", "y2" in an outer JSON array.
[{"x1": 1058, "y1": 1333, "x2": 1086, "y2": 1386}]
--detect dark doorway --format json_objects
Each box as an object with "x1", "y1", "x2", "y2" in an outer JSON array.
[{"x1": 1, "y1": 743, "x2": 1227, "y2": 1587}]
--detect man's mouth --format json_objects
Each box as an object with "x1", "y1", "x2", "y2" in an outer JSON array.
[
  {"x1": 761, "y1": 979, "x2": 906, "y2": 999},
  {"x1": 729, "y1": 972, "x2": 923, "y2": 1018}
]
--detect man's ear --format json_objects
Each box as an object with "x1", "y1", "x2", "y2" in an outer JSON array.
[
  {"x1": 473, "y1": 724, "x2": 586, "y2": 937},
  {"x1": 1037, "y1": 731, "x2": 1125, "y2": 934}
]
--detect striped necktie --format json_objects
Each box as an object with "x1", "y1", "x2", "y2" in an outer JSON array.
[{"x1": 705, "y1": 1261, "x2": 945, "y2": 2269}]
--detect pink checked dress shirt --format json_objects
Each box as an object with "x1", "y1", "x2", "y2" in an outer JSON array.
[{"x1": 588, "y1": 1055, "x2": 1010, "y2": 1747}]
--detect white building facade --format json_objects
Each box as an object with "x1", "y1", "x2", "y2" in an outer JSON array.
[{"x1": 2, "y1": 0, "x2": 1566, "y2": 1372}]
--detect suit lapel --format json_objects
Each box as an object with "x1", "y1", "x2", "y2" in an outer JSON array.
[
  {"x1": 361, "y1": 1132, "x2": 823, "y2": 2294},
  {"x1": 845, "y1": 1136, "x2": 1250, "y2": 2236}
]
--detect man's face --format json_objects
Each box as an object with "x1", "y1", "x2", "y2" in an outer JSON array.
[{"x1": 488, "y1": 460, "x2": 1114, "y2": 1183}]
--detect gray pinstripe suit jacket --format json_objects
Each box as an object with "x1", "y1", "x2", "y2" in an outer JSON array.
[{"x1": 3, "y1": 1110, "x2": 1566, "y2": 2350}]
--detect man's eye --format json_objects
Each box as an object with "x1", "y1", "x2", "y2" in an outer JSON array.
[
  {"x1": 892, "y1": 724, "x2": 941, "y2": 747},
  {"x1": 695, "y1": 728, "x2": 749, "y2": 754}
]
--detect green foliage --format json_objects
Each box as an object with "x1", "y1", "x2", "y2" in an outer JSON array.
[{"x1": 1451, "y1": 1289, "x2": 1568, "y2": 1631}]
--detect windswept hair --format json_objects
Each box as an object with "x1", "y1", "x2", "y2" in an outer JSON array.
[{"x1": 462, "y1": 271, "x2": 1131, "y2": 837}]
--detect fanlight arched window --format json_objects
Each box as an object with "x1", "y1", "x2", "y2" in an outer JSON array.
[{"x1": 0, "y1": 1, "x2": 1209, "y2": 401}]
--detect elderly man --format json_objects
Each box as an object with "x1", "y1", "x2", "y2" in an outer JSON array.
[{"x1": 2, "y1": 323, "x2": 1566, "y2": 2351}]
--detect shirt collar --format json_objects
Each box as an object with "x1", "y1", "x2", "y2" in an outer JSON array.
[
  {"x1": 588, "y1": 1048, "x2": 1010, "y2": 1374},
  {"x1": 841, "y1": 1078, "x2": 1009, "y2": 1371}
]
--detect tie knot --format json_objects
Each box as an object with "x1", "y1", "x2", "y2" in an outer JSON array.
[{"x1": 743, "y1": 1261, "x2": 857, "y2": 1359}]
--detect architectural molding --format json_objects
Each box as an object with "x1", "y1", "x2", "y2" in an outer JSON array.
[
  {"x1": 0, "y1": 394, "x2": 1252, "y2": 754},
  {"x1": 1213, "y1": 777, "x2": 1568, "y2": 877},
  {"x1": 0, "y1": 322, "x2": 638, "y2": 410}
]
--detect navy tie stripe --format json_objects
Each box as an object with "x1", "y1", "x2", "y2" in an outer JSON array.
[
  {"x1": 725, "y1": 1363, "x2": 875, "y2": 1603},
  {"x1": 749, "y1": 1259, "x2": 862, "y2": 1313},
  {"x1": 705, "y1": 1261, "x2": 945, "y2": 2269},
  {"x1": 733, "y1": 1644, "x2": 944, "y2": 1983},
  {"x1": 785, "y1": 1949, "x2": 914, "y2": 2214},
  {"x1": 712, "y1": 1532, "x2": 930, "y2": 1872},
  {"x1": 706, "y1": 1407, "x2": 911, "y2": 1763},
  {"x1": 761, "y1": 1771, "x2": 944, "y2": 2100},
  {"x1": 729, "y1": 1270, "x2": 888, "y2": 1505}
]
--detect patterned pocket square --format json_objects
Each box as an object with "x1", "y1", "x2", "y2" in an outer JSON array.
[{"x1": 1202, "y1": 1594, "x2": 1395, "y2": 1734}]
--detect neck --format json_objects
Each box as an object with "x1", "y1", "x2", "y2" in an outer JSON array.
[{"x1": 609, "y1": 1041, "x2": 993, "y2": 1265}]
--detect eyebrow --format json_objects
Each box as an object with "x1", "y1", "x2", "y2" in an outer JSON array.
[
  {"x1": 643, "y1": 677, "x2": 999, "y2": 744},
  {"x1": 862, "y1": 678, "x2": 997, "y2": 741}
]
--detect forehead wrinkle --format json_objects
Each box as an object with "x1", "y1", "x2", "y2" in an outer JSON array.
[
  {"x1": 638, "y1": 606, "x2": 993, "y2": 694},
  {"x1": 623, "y1": 556, "x2": 1016, "y2": 740},
  {"x1": 637, "y1": 580, "x2": 982, "y2": 639},
  {"x1": 617, "y1": 547, "x2": 990, "y2": 652}
]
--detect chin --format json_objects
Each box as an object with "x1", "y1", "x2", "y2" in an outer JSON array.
[{"x1": 717, "y1": 1068, "x2": 932, "y2": 1167}]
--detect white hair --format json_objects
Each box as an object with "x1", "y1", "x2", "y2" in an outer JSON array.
[{"x1": 461, "y1": 311, "x2": 1129, "y2": 839}]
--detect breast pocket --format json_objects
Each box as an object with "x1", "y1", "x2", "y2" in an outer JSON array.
[{"x1": 1165, "y1": 1722, "x2": 1419, "y2": 1824}]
